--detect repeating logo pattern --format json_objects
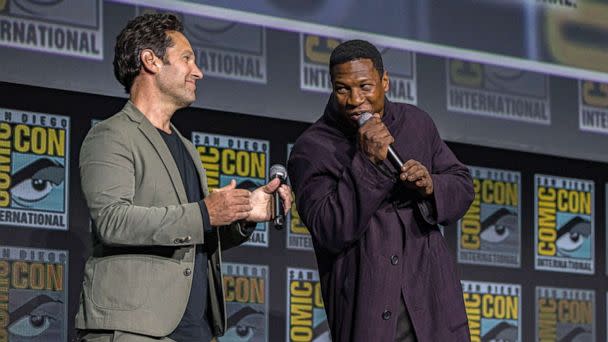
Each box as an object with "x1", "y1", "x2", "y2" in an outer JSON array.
[
  {"x1": 0, "y1": 246, "x2": 68, "y2": 341},
  {"x1": 536, "y1": 287, "x2": 595, "y2": 342},
  {"x1": 462, "y1": 280, "x2": 521, "y2": 342},
  {"x1": 192, "y1": 132, "x2": 269, "y2": 247},
  {"x1": 447, "y1": 59, "x2": 550, "y2": 124},
  {"x1": 220, "y1": 263, "x2": 269, "y2": 342},
  {"x1": 535, "y1": 175, "x2": 594, "y2": 274},
  {"x1": 286, "y1": 267, "x2": 331, "y2": 342},
  {"x1": 458, "y1": 166, "x2": 521, "y2": 267},
  {"x1": 0, "y1": 108, "x2": 69, "y2": 230},
  {"x1": 0, "y1": 0, "x2": 102, "y2": 59}
]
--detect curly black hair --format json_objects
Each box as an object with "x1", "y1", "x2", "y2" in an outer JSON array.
[
  {"x1": 329, "y1": 39, "x2": 384, "y2": 79},
  {"x1": 113, "y1": 13, "x2": 184, "y2": 93}
]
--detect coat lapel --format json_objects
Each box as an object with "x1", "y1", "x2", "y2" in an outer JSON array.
[{"x1": 122, "y1": 102, "x2": 189, "y2": 204}]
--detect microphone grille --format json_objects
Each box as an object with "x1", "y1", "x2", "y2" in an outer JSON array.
[
  {"x1": 269, "y1": 164, "x2": 287, "y2": 180},
  {"x1": 357, "y1": 112, "x2": 373, "y2": 127}
]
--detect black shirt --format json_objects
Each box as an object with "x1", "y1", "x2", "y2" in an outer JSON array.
[{"x1": 158, "y1": 128, "x2": 213, "y2": 341}]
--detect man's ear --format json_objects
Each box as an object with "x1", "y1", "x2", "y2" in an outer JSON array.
[
  {"x1": 382, "y1": 70, "x2": 389, "y2": 93},
  {"x1": 140, "y1": 49, "x2": 159, "y2": 74}
]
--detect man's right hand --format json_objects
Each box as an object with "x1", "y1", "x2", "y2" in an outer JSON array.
[
  {"x1": 357, "y1": 113, "x2": 394, "y2": 164},
  {"x1": 204, "y1": 179, "x2": 252, "y2": 226}
]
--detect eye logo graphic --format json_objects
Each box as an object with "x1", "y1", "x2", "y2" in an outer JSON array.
[
  {"x1": 481, "y1": 321, "x2": 518, "y2": 342},
  {"x1": 555, "y1": 216, "x2": 591, "y2": 258},
  {"x1": 220, "y1": 263, "x2": 268, "y2": 342},
  {"x1": 136, "y1": 6, "x2": 266, "y2": 83},
  {"x1": 192, "y1": 132, "x2": 269, "y2": 247},
  {"x1": 10, "y1": 158, "x2": 64, "y2": 209},
  {"x1": 447, "y1": 59, "x2": 550, "y2": 124},
  {"x1": 480, "y1": 208, "x2": 517, "y2": 244},
  {"x1": 300, "y1": 33, "x2": 417, "y2": 104},
  {"x1": 0, "y1": 109, "x2": 70, "y2": 231},
  {"x1": 224, "y1": 307, "x2": 264, "y2": 341},
  {"x1": 0, "y1": 246, "x2": 68, "y2": 342},
  {"x1": 458, "y1": 167, "x2": 521, "y2": 267},
  {"x1": 535, "y1": 174, "x2": 594, "y2": 274},
  {"x1": 0, "y1": 0, "x2": 103, "y2": 59},
  {"x1": 8, "y1": 294, "x2": 62, "y2": 339}
]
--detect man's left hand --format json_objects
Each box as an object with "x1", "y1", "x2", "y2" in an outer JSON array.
[
  {"x1": 246, "y1": 178, "x2": 293, "y2": 222},
  {"x1": 400, "y1": 159, "x2": 433, "y2": 197}
]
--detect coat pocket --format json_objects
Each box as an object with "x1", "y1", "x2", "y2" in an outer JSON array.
[{"x1": 89, "y1": 255, "x2": 178, "y2": 310}]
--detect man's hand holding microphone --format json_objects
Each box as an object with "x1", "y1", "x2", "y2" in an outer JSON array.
[
  {"x1": 204, "y1": 166, "x2": 292, "y2": 228},
  {"x1": 357, "y1": 112, "x2": 433, "y2": 197}
]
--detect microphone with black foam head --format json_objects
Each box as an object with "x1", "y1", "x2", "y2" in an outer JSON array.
[
  {"x1": 269, "y1": 164, "x2": 287, "y2": 230},
  {"x1": 357, "y1": 112, "x2": 405, "y2": 170}
]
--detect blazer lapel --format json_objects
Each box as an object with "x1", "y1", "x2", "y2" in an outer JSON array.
[{"x1": 122, "y1": 102, "x2": 188, "y2": 204}]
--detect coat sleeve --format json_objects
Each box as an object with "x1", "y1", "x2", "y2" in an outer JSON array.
[
  {"x1": 288, "y1": 143, "x2": 394, "y2": 254},
  {"x1": 426, "y1": 119, "x2": 475, "y2": 226},
  {"x1": 219, "y1": 221, "x2": 255, "y2": 250},
  {"x1": 80, "y1": 123, "x2": 204, "y2": 247}
]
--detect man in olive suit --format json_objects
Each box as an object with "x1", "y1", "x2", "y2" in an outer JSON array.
[{"x1": 76, "y1": 13, "x2": 291, "y2": 342}]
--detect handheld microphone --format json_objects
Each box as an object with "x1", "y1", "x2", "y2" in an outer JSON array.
[
  {"x1": 269, "y1": 164, "x2": 287, "y2": 230},
  {"x1": 357, "y1": 112, "x2": 405, "y2": 170}
]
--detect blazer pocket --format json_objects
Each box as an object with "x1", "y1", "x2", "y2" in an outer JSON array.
[{"x1": 90, "y1": 255, "x2": 161, "y2": 310}]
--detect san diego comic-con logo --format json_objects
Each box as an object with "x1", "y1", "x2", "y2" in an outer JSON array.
[
  {"x1": 192, "y1": 132, "x2": 269, "y2": 247},
  {"x1": 300, "y1": 33, "x2": 417, "y2": 104},
  {"x1": 0, "y1": 0, "x2": 103, "y2": 59},
  {"x1": 136, "y1": 6, "x2": 266, "y2": 83},
  {"x1": 579, "y1": 81, "x2": 608, "y2": 134},
  {"x1": 0, "y1": 246, "x2": 68, "y2": 342},
  {"x1": 220, "y1": 263, "x2": 268, "y2": 342},
  {"x1": 535, "y1": 174, "x2": 594, "y2": 274},
  {"x1": 536, "y1": 287, "x2": 595, "y2": 342},
  {"x1": 0, "y1": 109, "x2": 69, "y2": 230},
  {"x1": 458, "y1": 166, "x2": 521, "y2": 268},
  {"x1": 462, "y1": 280, "x2": 521, "y2": 342},
  {"x1": 287, "y1": 267, "x2": 331, "y2": 342},
  {"x1": 447, "y1": 59, "x2": 550, "y2": 124}
]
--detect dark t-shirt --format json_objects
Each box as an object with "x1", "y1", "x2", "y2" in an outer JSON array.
[{"x1": 158, "y1": 128, "x2": 213, "y2": 341}]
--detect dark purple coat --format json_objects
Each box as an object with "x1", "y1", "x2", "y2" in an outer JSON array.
[{"x1": 288, "y1": 98, "x2": 474, "y2": 341}]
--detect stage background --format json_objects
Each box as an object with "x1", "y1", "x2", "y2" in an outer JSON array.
[{"x1": 1, "y1": 1, "x2": 607, "y2": 341}]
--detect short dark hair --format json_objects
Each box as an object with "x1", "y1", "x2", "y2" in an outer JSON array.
[
  {"x1": 329, "y1": 39, "x2": 384, "y2": 79},
  {"x1": 113, "y1": 13, "x2": 184, "y2": 93}
]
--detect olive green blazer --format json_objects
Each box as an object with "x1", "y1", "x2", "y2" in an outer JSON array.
[{"x1": 75, "y1": 101, "x2": 251, "y2": 338}]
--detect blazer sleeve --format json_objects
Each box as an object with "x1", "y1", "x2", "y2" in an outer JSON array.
[
  {"x1": 288, "y1": 144, "x2": 394, "y2": 255},
  {"x1": 80, "y1": 124, "x2": 204, "y2": 247},
  {"x1": 427, "y1": 119, "x2": 475, "y2": 226}
]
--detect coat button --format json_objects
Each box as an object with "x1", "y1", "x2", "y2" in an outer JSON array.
[
  {"x1": 184, "y1": 268, "x2": 192, "y2": 276},
  {"x1": 390, "y1": 255, "x2": 399, "y2": 265},
  {"x1": 382, "y1": 310, "x2": 391, "y2": 320}
]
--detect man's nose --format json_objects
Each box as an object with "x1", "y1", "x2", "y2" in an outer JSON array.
[
  {"x1": 347, "y1": 88, "x2": 364, "y2": 107},
  {"x1": 192, "y1": 63, "x2": 203, "y2": 79}
]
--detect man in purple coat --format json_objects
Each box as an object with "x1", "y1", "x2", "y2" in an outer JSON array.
[{"x1": 288, "y1": 40, "x2": 474, "y2": 341}]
